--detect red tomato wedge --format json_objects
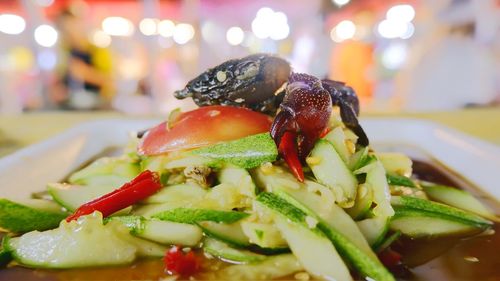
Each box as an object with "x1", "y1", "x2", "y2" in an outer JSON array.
[{"x1": 138, "y1": 106, "x2": 272, "y2": 155}]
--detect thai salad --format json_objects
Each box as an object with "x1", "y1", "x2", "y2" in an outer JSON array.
[{"x1": 0, "y1": 54, "x2": 498, "y2": 281}]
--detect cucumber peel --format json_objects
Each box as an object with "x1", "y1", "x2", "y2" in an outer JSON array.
[
  {"x1": 0, "y1": 199, "x2": 66, "y2": 233},
  {"x1": 386, "y1": 173, "x2": 417, "y2": 188},
  {"x1": 203, "y1": 238, "x2": 266, "y2": 264},
  {"x1": 198, "y1": 221, "x2": 250, "y2": 247},
  {"x1": 152, "y1": 208, "x2": 249, "y2": 224},
  {"x1": 191, "y1": 133, "x2": 278, "y2": 169}
]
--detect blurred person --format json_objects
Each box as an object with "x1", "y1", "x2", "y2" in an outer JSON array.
[{"x1": 51, "y1": 9, "x2": 113, "y2": 110}]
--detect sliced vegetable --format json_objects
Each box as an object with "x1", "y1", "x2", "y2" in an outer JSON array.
[
  {"x1": 386, "y1": 173, "x2": 417, "y2": 188},
  {"x1": 164, "y1": 245, "x2": 201, "y2": 276},
  {"x1": 66, "y1": 170, "x2": 162, "y2": 222},
  {"x1": 203, "y1": 238, "x2": 266, "y2": 264},
  {"x1": 390, "y1": 209, "x2": 481, "y2": 238},
  {"x1": 374, "y1": 231, "x2": 401, "y2": 253},
  {"x1": 273, "y1": 190, "x2": 394, "y2": 281},
  {"x1": 110, "y1": 216, "x2": 203, "y2": 246},
  {"x1": 47, "y1": 183, "x2": 130, "y2": 214},
  {"x1": 356, "y1": 217, "x2": 389, "y2": 248},
  {"x1": 308, "y1": 139, "x2": 358, "y2": 205},
  {"x1": 153, "y1": 208, "x2": 249, "y2": 224},
  {"x1": 68, "y1": 157, "x2": 139, "y2": 186},
  {"x1": 142, "y1": 183, "x2": 207, "y2": 204},
  {"x1": 5, "y1": 212, "x2": 165, "y2": 268},
  {"x1": 164, "y1": 155, "x2": 221, "y2": 170},
  {"x1": 217, "y1": 254, "x2": 303, "y2": 280},
  {"x1": 376, "y1": 152, "x2": 412, "y2": 176},
  {"x1": 345, "y1": 184, "x2": 373, "y2": 220},
  {"x1": 0, "y1": 238, "x2": 12, "y2": 267},
  {"x1": 0, "y1": 199, "x2": 66, "y2": 233},
  {"x1": 191, "y1": 133, "x2": 278, "y2": 169},
  {"x1": 241, "y1": 221, "x2": 287, "y2": 249},
  {"x1": 391, "y1": 196, "x2": 493, "y2": 229},
  {"x1": 198, "y1": 221, "x2": 250, "y2": 247},
  {"x1": 218, "y1": 165, "x2": 257, "y2": 197},
  {"x1": 323, "y1": 127, "x2": 351, "y2": 163},
  {"x1": 139, "y1": 106, "x2": 272, "y2": 156},
  {"x1": 422, "y1": 183, "x2": 499, "y2": 221},
  {"x1": 355, "y1": 160, "x2": 395, "y2": 217},
  {"x1": 257, "y1": 192, "x2": 394, "y2": 281}
]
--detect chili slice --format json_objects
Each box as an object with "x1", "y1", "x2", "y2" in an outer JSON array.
[{"x1": 66, "y1": 170, "x2": 162, "y2": 222}]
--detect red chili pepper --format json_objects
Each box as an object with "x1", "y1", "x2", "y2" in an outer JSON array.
[
  {"x1": 164, "y1": 245, "x2": 201, "y2": 276},
  {"x1": 378, "y1": 248, "x2": 402, "y2": 268},
  {"x1": 66, "y1": 170, "x2": 162, "y2": 222},
  {"x1": 279, "y1": 131, "x2": 304, "y2": 182},
  {"x1": 319, "y1": 127, "x2": 332, "y2": 138}
]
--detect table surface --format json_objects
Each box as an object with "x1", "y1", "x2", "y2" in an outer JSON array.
[{"x1": 1, "y1": 107, "x2": 499, "y2": 158}]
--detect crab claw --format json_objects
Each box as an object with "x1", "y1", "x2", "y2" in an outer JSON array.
[{"x1": 270, "y1": 73, "x2": 332, "y2": 181}]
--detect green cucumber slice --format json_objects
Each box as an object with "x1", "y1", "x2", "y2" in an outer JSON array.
[
  {"x1": 274, "y1": 215, "x2": 352, "y2": 281},
  {"x1": 203, "y1": 238, "x2": 266, "y2": 264},
  {"x1": 257, "y1": 192, "x2": 395, "y2": 281},
  {"x1": 345, "y1": 184, "x2": 373, "y2": 220},
  {"x1": 217, "y1": 254, "x2": 303, "y2": 280},
  {"x1": 386, "y1": 173, "x2": 417, "y2": 188},
  {"x1": 164, "y1": 155, "x2": 221, "y2": 170},
  {"x1": 308, "y1": 139, "x2": 358, "y2": 206},
  {"x1": 0, "y1": 237, "x2": 12, "y2": 267},
  {"x1": 191, "y1": 133, "x2": 278, "y2": 169},
  {"x1": 152, "y1": 208, "x2": 249, "y2": 224},
  {"x1": 48, "y1": 183, "x2": 118, "y2": 211},
  {"x1": 109, "y1": 216, "x2": 202, "y2": 246},
  {"x1": 376, "y1": 152, "x2": 412, "y2": 176},
  {"x1": 0, "y1": 199, "x2": 66, "y2": 233},
  {"x1": 390, "y1": 209, "x2": 481, "y2": 238},
  {"x1": 356, "y1": 217, "x2": 389, "y2": 247},
  {"x1": 323, "y1": 127, "x2": 351, "y2": 164},
  {"x1": 422, "y1": 183, "x2": 499, "y2": 221},
  {"x1": 5, "y1": 212, "x2": 164, "y2": 268},
  {"x1": 142, "y1": 183, "x2": 207, "y2": 204},
  {"x1": 391, "y1": 196, "x2": 493, "y2": 229},
  {"x1": 355, "y1": 160, "x2": 394, "y2": 217},
  {"x1": 68, "y1": 157, "x2": 139, "y2": 186},
  {"x1": 218, "y1": 165, "x2": 257, "y2": 197},
  {"x1": 198, "y1": 221, "x2": 250, "y2": 247},
  {"x1": 241, "y1": 221, "x2": 287, "y2": 249}
]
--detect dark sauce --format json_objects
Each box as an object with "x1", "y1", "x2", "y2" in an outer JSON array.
[{"x1": 1, "y1": 160, "x2": 499, "y2": 281}]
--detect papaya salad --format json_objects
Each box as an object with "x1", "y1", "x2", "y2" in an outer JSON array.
[{"x1": 0, "y1": 54, "x2": 499, "y2": 281}]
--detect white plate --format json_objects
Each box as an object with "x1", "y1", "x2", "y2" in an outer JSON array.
[{"x1": 0, "y1": 118, "x2": 499, "y2": 201}]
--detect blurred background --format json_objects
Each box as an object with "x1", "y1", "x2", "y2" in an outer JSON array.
[{"x1": 0, "y1": 0, "x2": 499, "y2": 115}]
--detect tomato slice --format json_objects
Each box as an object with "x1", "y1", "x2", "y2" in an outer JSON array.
[{"x1": 138, "y1": 106, "x2": 272, "y2": 155}]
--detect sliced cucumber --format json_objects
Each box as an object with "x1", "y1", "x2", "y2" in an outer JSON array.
[
  {"x1": 0, "y1": 238, "x2": 11, "y2": 267},
  {"x1": 191, "y1": 133, "x2": 278, "y2": 169},
  {"x1": 323, "y1": 127, "x2": 351, "y2": 164},
  {"x1": 308, "y1": 139, "x2": 358, "y2": 206},
  {"x1": 274, "y1": 215, "x2": 352, "y2": 281},
  {"x1": 391, "y1": 196, "x2": 493, "y2": 229},
  {"x1": 258, "y1": 192, "x2": 395, "y2": 281},
  {"x1": 355, "y1": 160, "x2": 394, "y2": 217},
  {"x1": 374, "y1": 231, "x2": 401, "y2": 253},
  {"x1": 218, "y1": 165, "x2": 256, "y2": 198},
  {"x1": 68, "y1": 157, "x2": 139, "y2": 186},
  {"x1": 241, "y1": 221, "x2": 287, "y2": 249},
  {"x1": 376, "y1": 152, "x2": 412, "y2": 176},
  {"x1": 0, "y1": 199, "x2": 66, "y2": 233},
  {"x1": 349, "y1": 146, "x2": 369, "y2": 170},
  {"x1": 345, "y1": 184, "x2": 373, "y2": 220},
  {"x1": 218, "y1": 254, "x2": 303, "y2": 280},
  {"x1": 47, "y1": 183, "x2": 128, "y2": 214},
  {"x1": 152, "y1": 208, "x2": 249, "y2": 224},
  {"x1": 390, "y1": 209, "x2": 480, "y2": 238},
  {"x1": 133, "y1": 201, "x2": 188, "y2": 218},
  {"x1": 198, "y1": 221, "x2": 249, "y2": 247},
  {"x1": 203, "y1": 183, "x2": 252, "y2": 210},
  {"x1": 140, "y1": 155, "x2": 170, "y2": 173},
  {"x1": 356, "y1": 217, "x2": 389, "y2": 248},
  {"x1": 5, "y1": 212, "x2": 164, "y2": 268},
  {"x1": 109, "y1": 216, "x2": 202, "y2": 246},
  {"x1": 164, "y1": 155, "x2": 221, "y2": 170},
  {"x1": 142, "y1": 183, "x2": 207, "y2": 204},
  {"x1": 386, "y1": 173, "x2": 417, "y2": 188},
  {"x1": 204, "y1": 238, "x2": 266, "y2": 264},
  {"x1": 422, "y1": 183, "x2": 499, "y2": 221}
]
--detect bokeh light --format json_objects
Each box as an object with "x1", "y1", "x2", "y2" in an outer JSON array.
[
  {"x1": 34, "y1": 25, "x2": 58, "y2": 47},
  {"x1": 382, "y1": 43, "x2": 408, "y2": 70},
  {"x1": 90, "y1": 30, "x2": 112, "y2": 48},
  {"x1": 0, "y1": 14, "x2": 26, "y2": 35},
  {"x1": 139, "y1": 18, "x2": 159, "y2": 36},
  {"x1": 330, "y1": 20, "x2": 356, "y2": 42},
  {"x1": 251, "y1": 7, "x2": 290, "y2": 40},
  {"x1": 173, "y1": 23, "x2": 195, "y2": 44},
  {"x1": 102, "y1": 17, "x2": 134, "y2": 37},
  {"x1": 226, "y1": 26, "x2": 244, "y2": 46},
  {"x1": 386, "y1": 5, "x2": 415, "y2": 23},
  {"x1": 158, "y1": 20, "x2": 175, "y2": 38}
]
